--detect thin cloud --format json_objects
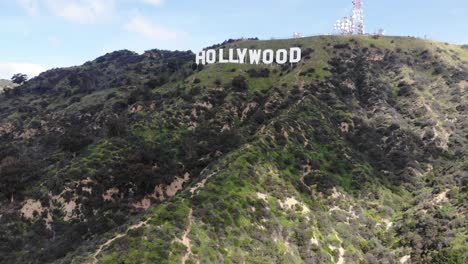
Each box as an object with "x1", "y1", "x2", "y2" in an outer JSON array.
[
  {"x1": 45, "y1": 0, "x2": 115, "y2": 24},
  {"x1": 124, "y1": 15, "x2": 178, "y2": 41},
  {"x1": 141, "y1": 0, "x2": 165, "y2": 6},
  {"x1": 17, "y1": 0, "x2": 40, "y2": 16},
  {"x1": 17, "y1": 0, "x2": 167, "y2": 25},
  {"x1": 0, "y1": 63, "x2": 46, "y2": 79},
  {"x1": 17, "y1": 0, "x2": 116, "y2": 24}
]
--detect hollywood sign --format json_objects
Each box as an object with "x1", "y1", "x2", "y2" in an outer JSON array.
[{"x1": 195, "y1": 48, "x2": 302, "y2": 65}]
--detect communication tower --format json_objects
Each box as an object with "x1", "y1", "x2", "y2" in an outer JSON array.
[
  {"x1": 333, "y1": 0, "x2": 365, "y2": 35},
  {"x1": 334, "y1": 17, "x2": 353, "y2": 35},
  {"x1": 352, "y1": 0, "x2": 364, "y2": 35}
]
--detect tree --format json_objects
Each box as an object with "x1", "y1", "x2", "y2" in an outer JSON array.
[
  {"x1": 0, "y1": 147, "x2": 39, "y2": 202},
  {"x1": 11, "y1": 73, "x2": 28, "y2": 84}
]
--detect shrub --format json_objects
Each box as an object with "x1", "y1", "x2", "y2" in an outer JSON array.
[
  {"x1": 231, "y1": 76, "x2": 248, "y2": 91},
  {"x1": 106, "y1": 116, "x2": 127, "y2": 137},
  {"x1": 398, "y1": 85, "x2": 413, "y2": 97},
  {"x1": 248, "y1": 68, "x2": 270, "y2": 78},
  {"x1": 189, "y1": 86, "x2": 201, "y2": 96},
  {"x1": 106, "y1": 92, "x2": 117, "y2": 99},
  {"x1": 68, "y1": 97, "x2": 81, "y2": 104},
  {"x1": 59, "y1": 131, "x2": 93, "y2": 152},
  {"x1": 333, "y1": 44, "x2": 350, "y2": 49},
  {"x1": 145, "y1": 76, "x2": 167, "y2": 89},
  {"x1": 302, "y1": 48, "x2": 315, "y2": 58},
  {"x1": 214, "y1": 79, "x2": 222, "y2": 87},
  {"x1": 128, "y1": 87, "x2": 151, "y2": 104},
  {"x1": 431, "y1": 249, "x2": 464, "y2": 264},
  {"x1": 432, "y1": 66, "x2": 444, "y2": 75},
  {"x1": 112, "y1": 101, "x2": 127, "y2": 112}
]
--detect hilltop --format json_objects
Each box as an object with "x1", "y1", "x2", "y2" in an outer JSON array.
[{"x1": 0, "y1": 36, "x2": 466, "y2": 264}]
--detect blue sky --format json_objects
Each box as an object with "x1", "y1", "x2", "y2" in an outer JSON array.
[{"x1": 0, "y1": 0, "x2": 467, "y2": 79}]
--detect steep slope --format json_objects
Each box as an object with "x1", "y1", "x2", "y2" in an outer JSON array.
[{"x1": 0, "y1": 36, "x2": 466, "y2": 264}]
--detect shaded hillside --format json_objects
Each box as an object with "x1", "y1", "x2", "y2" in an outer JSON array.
[{"x1": 0, "y1": 36, "x2": 466, "y2": 264}]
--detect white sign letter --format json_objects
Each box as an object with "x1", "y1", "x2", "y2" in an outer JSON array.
[
  {"x1": 237, "y1": 49, "x2": 247, "y2": 64},
  {"x1": 289, "y1": 47, "x2": 302, "y2": 64},
  {"x1": 229, "y1": 49, "x2": 239, "y2": 63},
  {"x1": 249, "y1": 50, "x2": 262, "y2": 64},
  {"x1": 196, "y1": 51, "x2": 206, "y2": 65},
  {"x1": 219, "y1": 49, "x2": 228, "y2": 63},
  {"x1": 262, "y1": 49, "x2": 274, "y2": 64},
  {"x1": 276, "y1": 49, "x2": 288, "y2": 64},
  {"x1": 206, "y1": 49, "x2": 216, "y2": 64}
]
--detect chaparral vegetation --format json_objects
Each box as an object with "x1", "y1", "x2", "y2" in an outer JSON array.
[{"x1": 0, "y1": 36, "x2": 466, "y2": 264}]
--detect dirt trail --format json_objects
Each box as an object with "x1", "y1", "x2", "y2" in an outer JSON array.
[
  {"x1": 329, "y1": 230, "x2": 345, "y2": 264},
  {"x1": 189, "y1": 173, "x2": 215, "y2": 197},
  {"x1": 180, "y1": 208, "x2": 199, "y2": 264},
  {"x1": 294, "y1": 65, "x2": 304, "y2": 85},
  {"x1": 294, "y1": 67, "x2": 306, "y2": 90},
  {"x1": 90, "y1": 218, "x2": 151, "y2": 264}
]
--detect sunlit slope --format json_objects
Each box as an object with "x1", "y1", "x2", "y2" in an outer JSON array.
[{"x1": 0, "y1": 36, "x2": 465, "y2": 264}]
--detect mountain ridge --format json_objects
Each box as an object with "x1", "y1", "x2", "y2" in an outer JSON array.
[{"x1": 0, "y1": 35, "x2": 466, "y2": 264}]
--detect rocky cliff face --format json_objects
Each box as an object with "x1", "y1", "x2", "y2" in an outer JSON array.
[{"x1": 0, "y1": 36, "x2": 466, "y2": 264}]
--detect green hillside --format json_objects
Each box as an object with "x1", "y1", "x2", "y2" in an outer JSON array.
[{"x1": 0, "y1": 36, "x2": 466, "y2": 264}]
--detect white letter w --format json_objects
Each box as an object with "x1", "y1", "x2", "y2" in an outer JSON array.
[{"x1": 249, "y1": 50, "x2": 261, "y2": 64}]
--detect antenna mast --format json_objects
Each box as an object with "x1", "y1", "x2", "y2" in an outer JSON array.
[{"x1": 352, "y1": 0, "x2": 364, "y2": 35}]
